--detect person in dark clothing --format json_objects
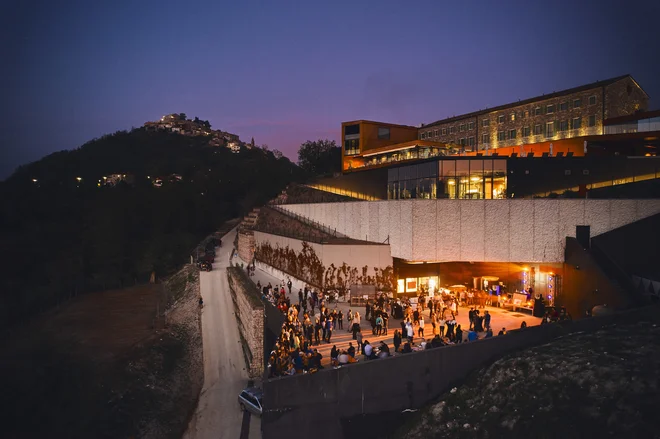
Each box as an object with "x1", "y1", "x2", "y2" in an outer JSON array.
[
  {"x1": 365, "y1": 303, "x2": 371, "y2": 321},
  {"x1": 456, "y1": 324, "x2": 463, "y2": 343},
  {"x1": 326, "y1": 318, "x2": 333, "y2": 343},
  {"x1": 298, "y1": 289, "x2": 304, "y2": 304},
  {"x1": 347, "y1": 343, "x2": 356, "y2": 358},
  {"x1": 393, "y1": 330, "x2": 402, "y2": 353},
  {"x1": 338, "y1": 310, "x2": 344, "y2": 330},
  {"x1": 402, "y1": 342, "x2": 412, "y2": 353}
]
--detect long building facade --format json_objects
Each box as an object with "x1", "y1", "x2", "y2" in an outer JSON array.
[
  {"x1": 341, "y1": 75, "x2": 656, "y2": 174},
  {"x1": 419, "y1": 75, "x2": 648, "y2": 151}
]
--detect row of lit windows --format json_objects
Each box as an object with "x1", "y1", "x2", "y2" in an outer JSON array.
[
  {"x1": 420, "y1": 95, "x2": 598, "y2": 140},
  {"x1": 492, "y1": 116, "x2": 596, "y2": 142}
]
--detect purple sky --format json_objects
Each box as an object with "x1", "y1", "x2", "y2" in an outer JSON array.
[{"x1": 2, "y1": 0, "x2": 659, "y2": 179}]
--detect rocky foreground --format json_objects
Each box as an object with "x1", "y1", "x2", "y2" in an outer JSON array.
[{"x1": 399, "y1": 321, "x2": 660, "y2": 439}]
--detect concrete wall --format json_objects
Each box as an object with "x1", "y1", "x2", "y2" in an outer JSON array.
[
  {"x1": 279, "y1": 199, "x2": 660, "y2": 263},
  {"x1": 262, "y1": 305, "x2": 660, "y2": 439},
  {"x1": 253, "y1": 230, "x2": 392, "y2": 272},
  {"x1": 227, "y1": 268, "x2": 264, "y2": 378}
]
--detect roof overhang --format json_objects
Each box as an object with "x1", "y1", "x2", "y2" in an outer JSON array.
[{"x1": 361, "y1": 140, "x2": 449, "y2": 157}]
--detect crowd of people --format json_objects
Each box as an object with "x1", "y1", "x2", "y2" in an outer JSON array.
[{"x1": 262, "y1": 282, "x2": 522, "y2": 378}]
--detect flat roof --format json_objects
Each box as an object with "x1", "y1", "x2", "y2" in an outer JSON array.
[
  {"x1": 361, "y1": 140, "x2": 449, "y2": 157},
  {"x1": 341, "y1": 120, "x2": 417, "y2": 130}
]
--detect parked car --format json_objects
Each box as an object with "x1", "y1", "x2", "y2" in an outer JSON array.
[
  {"x1": 199, "y1": 261, "x2": 212, "y2": 272},
  {"x1": 200, "y1": 254, "x2": 215, "y2": 264},
  {"x1": 238, "y1": 387, "x2": 263, "y2": 416}
]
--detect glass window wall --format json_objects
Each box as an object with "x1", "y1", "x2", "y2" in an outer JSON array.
[{"x1": 387, "y1": 159, "x2": 508, "y2": 200}]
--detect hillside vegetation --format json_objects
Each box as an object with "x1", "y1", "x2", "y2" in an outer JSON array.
[{"x1": 0, "y1": 128, "x2": 302, "y2": 328}]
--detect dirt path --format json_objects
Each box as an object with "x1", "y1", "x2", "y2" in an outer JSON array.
[{"x1": 184, "y1": 228, "x2": 260, "y2": 439}]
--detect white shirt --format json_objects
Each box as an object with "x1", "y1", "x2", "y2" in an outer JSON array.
[{"x1": 364, "y1": 344, "x2": 373, "y2": 356}]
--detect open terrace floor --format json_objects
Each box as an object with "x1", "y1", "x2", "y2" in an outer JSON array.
[{"x1": 245, "y1": 260, "x2": 542, "y2": 369}]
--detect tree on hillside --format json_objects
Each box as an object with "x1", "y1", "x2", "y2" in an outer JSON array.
[
  {"x1": 297, "y1": 139, "x2": 341, "y2": 176},
  {"x1": 272, "y1": 149, "x2": 283, "y2": 159},
  {"x1": 178, "y1": 113, "x2": 187, "y2": 121}
]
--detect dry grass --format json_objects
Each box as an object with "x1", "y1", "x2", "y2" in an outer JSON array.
[{"x1": 399, "y1": 321, "x2": 660, "y2": 439}]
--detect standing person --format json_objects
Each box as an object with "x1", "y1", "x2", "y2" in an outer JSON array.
[
  {"x1": 382, "y1": 311, "x2": 389, "y2": 335},
  {"x1": 308, "y1": 296, "x2": 315, "y2": 316},
  {"x1": 288, "y1": 278, "x2": 293, "y2": 295},
  {"x1": 484, "y1": 310, "x2": 491, "y2": 330},
  {"x1": 456, "y1": 324, "x2": 463, "y2": 343},
  {"x1": 298, "y1": 289, "x2": 304, "y2": 305},
  {"x1": 347, "y1": 309, "x2": 353, "y2": 332},
  {"x1": 375, "y1": 314, "x2": 383, "y2": 336},
  {"x1": 365, "y1": 302, "x2": 371, "y2": 321},
  {"x1": 352, "y1": 312, "x2": 361, "y2": 339},
  {"x1": 451, "y1": 299, "x2": 458, "y2": 316},
  {"x1": 406, "y1": 320, "x2": 414, "y2": 344},
  {"x1": 393, "y1": 329, "x2": 402, "y2": 353},
  {"x1": 418, "y1": 316, "x2": 425, "y2": 337},
  {"x1": 314, "y1": 318, "x2": 322, "y2": 345},
  {"x1": 338, "y1": 309, "x2": 344, "y2": 330},
  {"x1": 326, "y1": 317, "x2": 333, "y2": 343},
  {"x1": 356, "y1": 329, "x2": 363, "y2": 354}
]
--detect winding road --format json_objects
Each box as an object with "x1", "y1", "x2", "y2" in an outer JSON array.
[{"x1": 184, "y1": 228, "x2": 260, "y2": 439}]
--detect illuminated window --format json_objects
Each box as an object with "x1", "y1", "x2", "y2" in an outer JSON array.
[
  {"x1": 546, "y1": 121, "x2": 555, "y2": 137},
  {"x1": 534, "y1": 107, "x2": 542, "y2": 116},
  {"x1": 588, "y1": 115, "x2": 596, "y2": 127},
  {"x1": 522, "y1": 126, "x2": 531, "y2": 137},
  {"x1": 546, "y1": 104, "x2": 555, "y2": 114},
  {"x1": 523, "y1": 110, "x2": 529, "y2": 119},
  {"x1": 560, "y1": 102, "x2": 568, "y2": 111},
  {"x1": 468, "y1": 121, "x2": 475, "y2": 130},
  {"x1": 482, "y1": 133, "x2": 490, "y2": 143},
  {"x1": 534, "y1": 124, "x2": 542, "y2": 135},
  {"x1": 572, "y1": 117, "x2": 582, "y2": 129},
  {"x1": 482, "y1": 119, "x2": 490, "y2": 127},
  {"x1": 589, "y1": 95, "x2": 597, "y2": 105},
  {"x1": 510, "y1": 113, "x2": 516, "y2": 121},
  {"x1": 497, "y1": 131, "x2": 506, "y2": 141},
  {"x1": 498, "y1": 115, "x2": 505, "y2": 124},
  {"x1": 574, "y1": 98, "x2": 582, "y2": 108}
]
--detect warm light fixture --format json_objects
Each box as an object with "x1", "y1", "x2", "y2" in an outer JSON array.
[
  {"x1": 32, "y1": 178, "x2": 37, "y2": 182},
  {"x1": 76, "y1": 177, "x2": 82, "y2": 181}
]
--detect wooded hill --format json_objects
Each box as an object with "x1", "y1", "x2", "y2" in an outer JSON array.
[{"x1": 0, "y1": 128, "x2": 303, "y2": 329}]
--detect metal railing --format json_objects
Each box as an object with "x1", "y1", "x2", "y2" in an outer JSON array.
[{"x1": 268, "y1": 205, "x2": 346, "y2": 238}]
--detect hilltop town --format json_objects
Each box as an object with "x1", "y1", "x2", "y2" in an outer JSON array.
[{"x1": 144, "y1": 113, "x2": 253, "y2": 153}]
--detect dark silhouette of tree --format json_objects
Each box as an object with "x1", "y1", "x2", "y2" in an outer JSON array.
[
  {"x1": 297, "y1": 139, "x2": 341, "y2": 176},
  {"x1": 178, "y1": 113, "x2": 187, "y2": 120},
  {"x1": 0, "y1": 128, "x2": 304, "y2": 329}
]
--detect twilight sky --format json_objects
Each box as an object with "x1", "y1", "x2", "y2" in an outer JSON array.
[{"x1": 2, "y1": 0, "x2": 659, "y2": 179}]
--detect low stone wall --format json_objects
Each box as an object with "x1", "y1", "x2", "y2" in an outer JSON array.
[
  {"x1": 262, "y1": 304, "x2": 660, "y2": 439},
  {"x1": 226, "y1": 267, "x2": 264, "y2": 378},
  {"x1": 237, "y1": 230, "x2": 255, "y2": 264}
]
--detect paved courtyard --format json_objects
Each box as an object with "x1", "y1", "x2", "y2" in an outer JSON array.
[{"x1": 243, "y1": 260, "x2": 542, "y2": 367}]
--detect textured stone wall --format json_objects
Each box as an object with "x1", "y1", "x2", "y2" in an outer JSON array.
[
  {"x1": 227, "y1": 268, "x2": 264, "y2": 378},
  {"x1": 280, "y1": 199, "x2": 660, "y2": 263},
  {"x1": 604, "y1": 76, "x2": 649, "y2": 119},
  {"x1": 416, "y1": 79, "x2": 650, "y2": 151},
  {"x1": 237, "y1": 231, "x2": 255, "y2": 263}
]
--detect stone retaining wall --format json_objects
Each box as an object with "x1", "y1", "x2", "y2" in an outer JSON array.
[{"x1": 227, "y1": 267, "x2": 264, "y2": 378}]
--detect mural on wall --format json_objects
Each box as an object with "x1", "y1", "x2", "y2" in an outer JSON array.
[{"x1": 255, "y1": 241, "x2": 394, "y2": 295}]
